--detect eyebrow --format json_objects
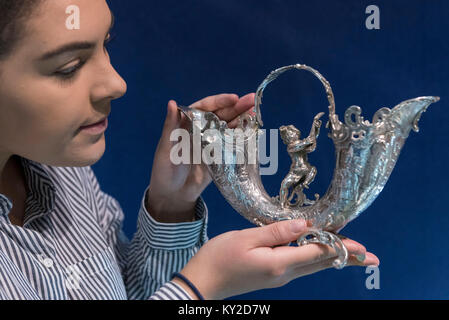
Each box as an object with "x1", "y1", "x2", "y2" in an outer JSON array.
[{"x1": 38, "y1": 10, "x2": 115, "y2": 61}]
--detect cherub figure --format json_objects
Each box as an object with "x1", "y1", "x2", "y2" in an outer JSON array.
[{"x1": 278, "y1": 112, "x2": 325, "y2": 208}]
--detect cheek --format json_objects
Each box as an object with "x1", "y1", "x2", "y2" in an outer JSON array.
[{"x1": 0, "y1": 81, "x2": 88, "y2": 147}]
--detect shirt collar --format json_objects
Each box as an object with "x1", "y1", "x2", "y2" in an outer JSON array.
[{"x1": 0, "y1": 156, "x2": 56, "y2": 225}]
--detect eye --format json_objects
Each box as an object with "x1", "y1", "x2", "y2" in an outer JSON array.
[
  {"x1": 53, "y1": 33, "x2": 115, "y2": 83},
  {"x1": 54, "y1": 60, "x2": 86, "y2": 80}
]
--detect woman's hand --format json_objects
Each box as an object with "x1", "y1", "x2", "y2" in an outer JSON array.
[
  {"x1": 174, "y1": 219, "x2": 380, "y2": 299},
  {"x1": 147, "y1": 93, "x2": 256, "y2": 222}
]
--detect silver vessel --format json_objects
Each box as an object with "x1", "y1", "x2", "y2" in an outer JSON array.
[{"x1": 178, "y1": 64, "x2": 439, "y2": 269}]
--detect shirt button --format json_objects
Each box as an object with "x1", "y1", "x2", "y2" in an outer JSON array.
[{"x1": 42, "y1": 258, "x2": 54, "y2": 268}]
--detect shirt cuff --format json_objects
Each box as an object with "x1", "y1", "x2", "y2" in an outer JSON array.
[
  {"x1": 148, "y1": 280, "x2": 193, "y2": 300},
  {"x1": 137, "y1": 185, "x2": 208, "y2": 250}
]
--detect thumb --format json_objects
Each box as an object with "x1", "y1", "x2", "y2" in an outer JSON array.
[
  {"x1": 158, "y1": 100, "x2": 182, "y2": 151},
  {"x1": 250, "y1": 219, "x2": 307, "y2": 248},
  {"x1": 162, "y1": 100, "x2": 181, "y2": 137}
]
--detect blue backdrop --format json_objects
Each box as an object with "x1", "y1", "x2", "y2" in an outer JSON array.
[{"x1": 94, "y1": 0, "x2": 449, "y2": 299}]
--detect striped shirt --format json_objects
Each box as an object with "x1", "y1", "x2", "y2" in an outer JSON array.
[{"x1": 0, "y1": 155, "x2": 209, "y2": 300}]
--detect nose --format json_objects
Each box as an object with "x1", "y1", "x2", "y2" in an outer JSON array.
[{"x1": 91, "y1": 59, "x2": 127, "y2": 103}]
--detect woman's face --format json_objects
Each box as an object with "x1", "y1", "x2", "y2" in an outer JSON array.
[{"x1": 0, "y1": 0, "x2": 127, "y2": 167}]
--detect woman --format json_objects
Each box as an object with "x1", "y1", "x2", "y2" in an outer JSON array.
[{"x1": 0, "y1": 0, "x2": 379, "y2": 300}]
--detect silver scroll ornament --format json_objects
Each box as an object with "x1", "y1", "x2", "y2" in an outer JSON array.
[{"x1": 178, "y1": 64, "x2": 440, "y2": 269}]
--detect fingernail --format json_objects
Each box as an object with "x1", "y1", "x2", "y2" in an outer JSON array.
[
  {"x1": 356, "y1": 254, "x2": 366, "y2": 262},
  {"x1": 290, "y1": 219, "x2": 306, "y2": 233}
]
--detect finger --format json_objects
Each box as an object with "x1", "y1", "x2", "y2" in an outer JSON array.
[
  {"x1": 226, "y1": 107, "x2": 258, "y2": 129},
  {"x1": 189, "y1": 93, "x2": 239, "y2": 112},
  {"x1": 289, "y1": 251, "x2": 380, "y2": 278},
  {"x1": 306, "y1": 251, "x2": 380, "y2": 272},
  {"x1": 339, "y1": 238, "x2": 367, "y2": 255},
  {"x1": 227, "y1": 116, "x2": 240, "y2": 129},
  {"x1": 157, "y1": 100, "x2": 182, "y2": 152},
  {"x1": 214, "y1": 93, "x2": 255, "y2": 122},
  {"x1": 348, "y1": 252, "x2": 380, "y2": 267},
  {"x1": 272, "y1": 237, "x2": 367, "y2": 267},
  {"x1": 246, "y1": 219, "x2": 308, "y2": 248}
]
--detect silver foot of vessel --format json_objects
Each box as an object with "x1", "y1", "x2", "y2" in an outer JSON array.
[{"x1": 297, "y1": 228, "x2": 348, "y2": 269}]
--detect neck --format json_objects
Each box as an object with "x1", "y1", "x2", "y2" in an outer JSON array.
[
  {"x1": 0, "y1": 153, "x2": 14, "y2": 195},
  {"x1": 0, "y1": 153, "x2": 29, "y2": 227}
]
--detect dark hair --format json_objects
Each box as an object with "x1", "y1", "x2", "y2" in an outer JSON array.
[{"x1": 0, "y1": 0, "x2": 41, "y2": 59}]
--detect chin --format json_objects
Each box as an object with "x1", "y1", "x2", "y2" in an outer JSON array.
[
  {"x1": 63, "y1": 135, "x2": 107, "y2": 167},
  {"x1": 81, "y1": 137, "x2": 106, "y2": 166}
]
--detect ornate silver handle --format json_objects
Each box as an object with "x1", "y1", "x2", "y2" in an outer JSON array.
[{"x1": 254, "y1": 63, "x2": 336, "y2": 128}]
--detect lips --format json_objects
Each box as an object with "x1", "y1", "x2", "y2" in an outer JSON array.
[
  {"x1": 81, "y1": 117, "x2": 107, "y2": 128},
  {"x1": 78, "y1": 117, "x2": 108, "y2": 135}
]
